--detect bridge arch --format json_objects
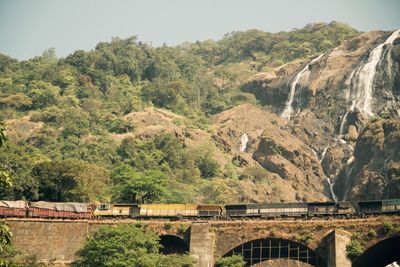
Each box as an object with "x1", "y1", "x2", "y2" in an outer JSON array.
[
  {"x1": 159, "y1": 235, "x2": 189, "y2": 255},
  {"x1": 221, "y1": 238, "x2": 326, "y2": 267},
  {"x1": 353, "y1": 235, "x2": 400, "y2": 267}
]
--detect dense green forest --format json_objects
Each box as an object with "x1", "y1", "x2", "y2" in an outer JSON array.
[{"x1": 0, "y1": 22, "x2": 360, "y2": 204}]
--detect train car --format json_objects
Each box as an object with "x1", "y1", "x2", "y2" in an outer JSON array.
[
  {"x1": 307, "y1": 201, "x2": 354, "y2": 217},
  {"x1": 139, "y1": 204, "x2": 199, "y2": 218},
  {"x1": 259, "y1": 202, "x2": 308, "y2": 218},
  {"x1": 94, "y1": 203, "x2": 139, "y2": 218},
  {"x1": 358, "y1": 199, "x2": 400, "y2": 215},
  {"x1": 197, "y1": 204, "x2": 223, "y2": 218},
  {"x1": 29, "y1": 201, "x2": 94, "y2": 219},
  {"x1": 224, "y1": 204, "x2": 260, "y2": 217},
  {"x1": 0, "y1": 200, "x2": 28, "y2": 218}
]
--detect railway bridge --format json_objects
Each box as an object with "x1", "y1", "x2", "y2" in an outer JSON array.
[{"x1": 4, "y1": 217, "x2": 400, "y2": 267}]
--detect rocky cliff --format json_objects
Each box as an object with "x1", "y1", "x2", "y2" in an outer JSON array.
[{"x1": 241, "y1": 30, "x2": 400, "y2": 205}]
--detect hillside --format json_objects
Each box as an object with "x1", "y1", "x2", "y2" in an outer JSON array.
[{"x1": 1, "y1": 22, "x2": 399, "y2": 206}]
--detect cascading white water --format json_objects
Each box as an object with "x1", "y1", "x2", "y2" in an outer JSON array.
[
  {"x1": 342, "y1": 156, "x2": 355, "y2": 200},
  {"x1": 281, "y1": 54, "x2": 324, "y2": 120},
  {"x1": 326, "y1": 178, "x2": 338, "y2": 202},
  {"x1": 319, "y1": 145, "x2": 329, "y2": 164},
  {"x1": 239, "y1": 133, "x2": 249, "y2": 152},
  {"x1": 339, "y1": 101, "x2": 356, "y2": 136},
  {"x1": 342, "y1": 29, "x2": 400, "y2": 122}
]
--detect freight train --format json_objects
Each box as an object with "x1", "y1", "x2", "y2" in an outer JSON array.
[{"x1": 1, "y1": 199, "x2": 399, "y2": 220}]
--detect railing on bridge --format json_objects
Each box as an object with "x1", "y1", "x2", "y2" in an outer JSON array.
[{"x1": 226, "y1": 238, "x2": 326, "y2": 267}]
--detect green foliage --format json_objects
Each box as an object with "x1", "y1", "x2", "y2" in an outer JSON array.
[
  {"x1": 195, "y1": 156, "x2": 221, "y2": 179},
  {"x1": 73, "y1": 224, "x2": 193, "y2": 267},
  {"x1": 112, "y1": 169, "x2": 167, "y2": 203},
  {"x1": 0, "y1": 21, "x2": 360, "y2": 205},
  {"x1": 31, "y1": 159, "x2": 109, "y2": 202},
  {"x1": 215, "y1": 255, "x2": 245, "y2": 267},
  {"x1": 366, "y1": 229, "x2": 377, "y2": 240},
  {"x1": 382, "y1": 221, "x2": 394, "y2": 235},
  {"x1": 346, "y1": 240, "x2": 363, "y2": 260},
  {"x1": 0, "y1": 122, "x2": 6, "y2": 148},
  {"x1": 296, "y1": 231, "x2": 314, "y2": 245}
]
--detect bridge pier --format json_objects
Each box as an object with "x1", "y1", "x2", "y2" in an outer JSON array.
[
  {"x1": 189, "y1": 222, "x2": 215, "y2": 267},
  {"x1": 325, "y1": 229, "x2": 351, "y2": 267}
]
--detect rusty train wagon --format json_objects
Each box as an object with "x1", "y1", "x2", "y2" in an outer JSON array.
[
  {"x1": 0, "y1": 200, "x2": 28, "y2": 218},
  {"x1": 29, "y1": 201, "x2": 94, "y2": 219},
  {"x1": 197, "y1": 204, "x2": 223, "y2": 218}
]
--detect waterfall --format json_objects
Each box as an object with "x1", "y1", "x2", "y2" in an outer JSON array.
[
  {"x1": 281, "y1": 54, "x2": 324, "y2": 120},
  {"x1": 326, "y1": 178, "x2": 338, "y2": 202},
  {"x1": 239, "y1": 133, "x2": 249, "y2": 152},
  {"x1": 342, "y1": 29, "x2": 400, "y2": 124},
  {"x1": 319, "y1": 145, "x2": 329, "y2": 164},
  {"x1": 339, "y1": 101, "x2": 356, "y2": 136},
  {"x1": 342, "y1": 156, "x2": 355, "y2": 200}
]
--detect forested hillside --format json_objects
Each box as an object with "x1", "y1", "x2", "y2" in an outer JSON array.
[{"x1": 0, "y1": 22, "x2": 363, "y2": 204}]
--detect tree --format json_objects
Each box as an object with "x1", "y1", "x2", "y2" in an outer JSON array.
[
  {"x1": 195, "y1": 156, "x2": 221, "y2": 179},
  {"x1": 113, "y1": 169, "x2": 167, "y2": 203},
  {"x1": 215, "y1": 255, "x2": 245, "y2": 267},
  {"x1": 0, "y1": 224, "x2": 12, "y2": 267},
  {"x1": 73, "y1": 224, "x2": 193, "y2": 267},
  {"x1": 0, "y1": 121, "x2": 12, "y2": 199},
  {"x1": 31, "y1": 159, "x2": 109, "y2": 202}
]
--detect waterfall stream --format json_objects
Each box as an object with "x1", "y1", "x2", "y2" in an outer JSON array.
[
  {"x1": 281, "y1": 54, "x2": 324, "y2": 120},
  {"x1": 239, "y1": 133, "x2": 249, "y2": 152},
  {"x1": 340, "y1": 29, "x2": 400, "y2": 132},
  {"x1": 326, "y1": 178, "x2": 338, "y2": 202}
]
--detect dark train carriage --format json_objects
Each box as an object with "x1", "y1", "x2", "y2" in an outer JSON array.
[
  {"x1": 259, "y1": 202, "x2": 308, "y2": 218},
  {"x1": 0, "y1": 200, "x2": 27, "y2": 217},
  {"x1": 197, "y1": 204, "x2": 223, "y2": 217},
  {"x1": 224, "y1": 204, "x2": 260, "y2": 217},
  {"x1": 358, "y1": 199, "x2": 400, "y2": 215},
  {"x1": 307, "y1": 201, "x2": 354, "y2": 217},
  {"x1": 29, "y1": 201, "x2": 94, "y2": 219}
]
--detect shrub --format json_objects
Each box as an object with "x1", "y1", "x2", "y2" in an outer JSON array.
[
  {"x1": 382, "y1": 221, "x2": 394, "y2": 235},
  {"x1": 346, "y1": 240, "x2": 363, "y2": 260},
  {"x1": 215, "y1": 255, "x2": 245, "y2": 267}
]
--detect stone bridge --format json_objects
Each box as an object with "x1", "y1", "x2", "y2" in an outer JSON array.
[{"x1": 3, "y1": 217, "x2": 400, "y2": 267}]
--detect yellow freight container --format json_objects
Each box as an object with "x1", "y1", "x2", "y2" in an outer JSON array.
[{"x1": 139, "y1": 204, "x2": 199, "y2": 217}]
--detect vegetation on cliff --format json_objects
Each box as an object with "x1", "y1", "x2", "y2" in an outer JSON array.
[{"x1": 0, "y1": 22, "x2": 361, "y2": 204}]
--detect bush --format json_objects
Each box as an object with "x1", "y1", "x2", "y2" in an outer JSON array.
[
  {"x1": 215, "y1": 255, "x2": 245, "y2": 267},
  {"x1": 346, "y1": 240, "x2": 363, "y2": 260},
  {"x1": 382, "y1": 221, "x2": 394, "y2": 235},
  {"x1": 73, "y1": 224, "x2": 193, "y2": 267}
]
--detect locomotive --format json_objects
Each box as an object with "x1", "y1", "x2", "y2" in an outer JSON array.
[{"x1": 1, "y1": 199, "x2": 399, "y2": 220}]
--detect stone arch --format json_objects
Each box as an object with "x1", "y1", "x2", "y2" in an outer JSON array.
[
  {"x1": 353, "y1": 235, "x2": 400, "y2": 267},
  {"x1": 221, "y1": 238, "x2": 326, "y2": 267},
  {"x1": 159, "y1": 235, "x2": 189, "y2": 255}
]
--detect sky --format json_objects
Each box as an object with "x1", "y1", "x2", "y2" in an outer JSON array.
[{"x1": 0, "y1": 0, "x2": 399, "y2": 60}]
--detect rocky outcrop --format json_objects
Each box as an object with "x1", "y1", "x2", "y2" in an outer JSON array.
[
  {"x1": 212, "y1": 104, "x2": 329, "y2": 201},
  {"x1": 334, "y1": 119, "x2": 400, "y2": 203}
]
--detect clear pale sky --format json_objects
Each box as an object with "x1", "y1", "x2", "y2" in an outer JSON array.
[{"x1": 0, "y1": 0, "x2": 399, "y2": 60}]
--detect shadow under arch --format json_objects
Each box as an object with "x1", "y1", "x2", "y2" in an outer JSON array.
[
  {"x1": 159, "y1": 235, "x2": 189, "y2": 255},
  {"x1": 353, "y1": 235, "x2": 400, "y2": 267},
  {"x1": 221, "y1": 238, "x2": 326, "y2": 267}
]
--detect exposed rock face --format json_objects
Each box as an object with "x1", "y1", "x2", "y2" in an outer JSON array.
[
  {"x1": 212, "y1": 104, "x2": 328, "y2": 202},
  {"x1": 241, "y1": 30, "x2": 400, "y2": 204},
  {"x1": 334, "y1": 119, "x2": 400, "y2": 204}
]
